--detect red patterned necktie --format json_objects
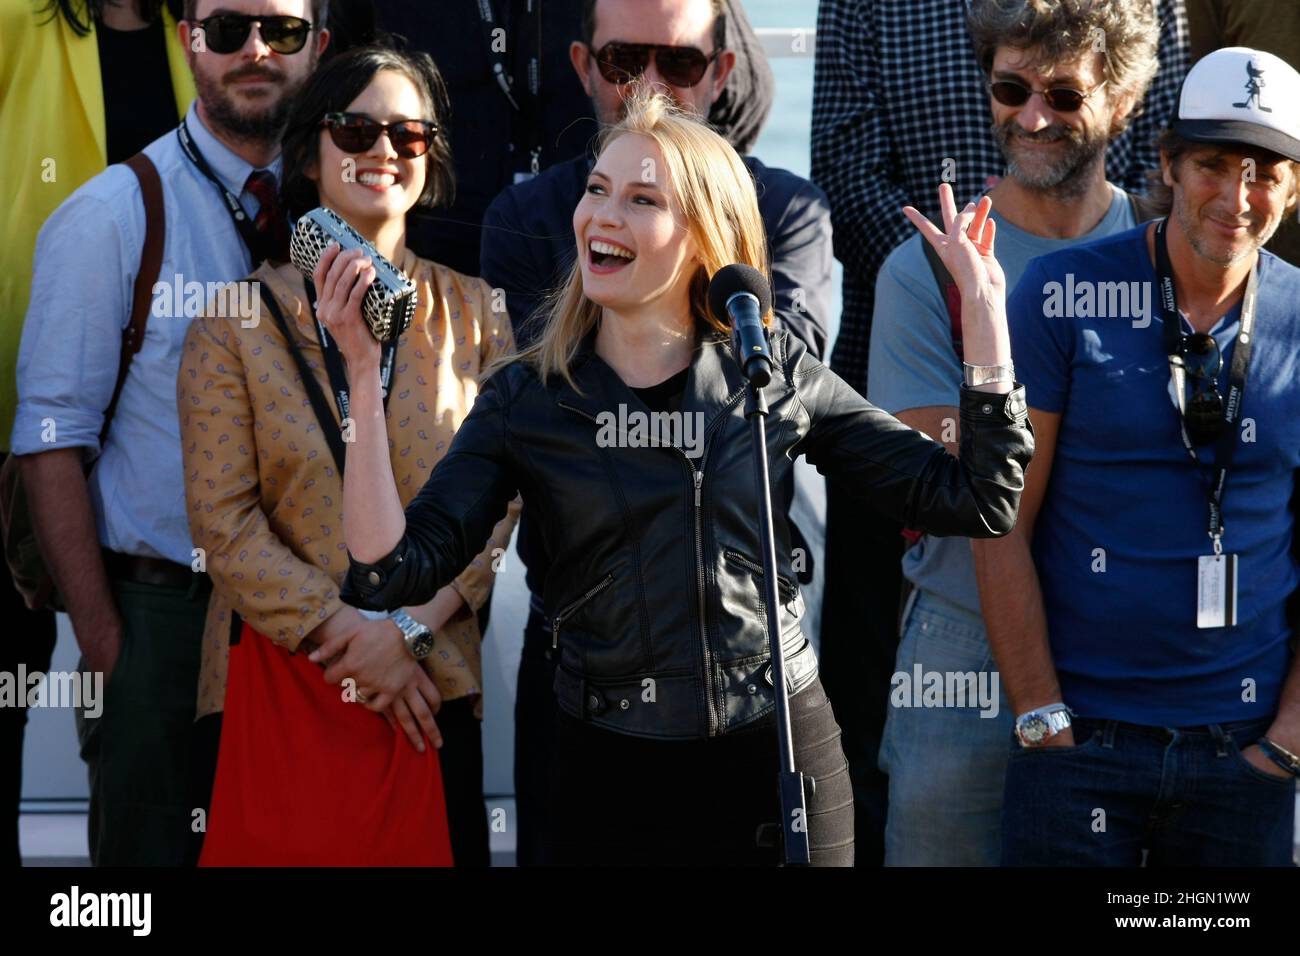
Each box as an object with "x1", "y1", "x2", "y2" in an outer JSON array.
[{"x1": 243, "y1": 169, "x2": 290, "y2": 264}]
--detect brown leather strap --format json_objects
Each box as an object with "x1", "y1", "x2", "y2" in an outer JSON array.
[{"x1": 100, "y1": 153, "x2": 165, "y2": 446}]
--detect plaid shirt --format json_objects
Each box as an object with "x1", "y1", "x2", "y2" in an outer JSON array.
[{"x1": 811, "y1": 0, "x2": 1190, "y2": 395}]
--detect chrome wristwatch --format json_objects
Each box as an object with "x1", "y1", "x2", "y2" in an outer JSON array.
[
  {"x1": 390, "y1": 608, "x2": 434, "y2": 660},
  {"x1": 963, "y1": 362, "x2": 1015, "y2": 388},
  {"x1": 1015, "y1": 703, "x2": 1073, "y2": 747},
  {"x1": 1257, "y1": 737, "x2": 1300, "y2": 777}
]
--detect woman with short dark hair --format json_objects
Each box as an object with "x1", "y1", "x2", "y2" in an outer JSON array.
[{"x1": 179, "y1": 45, "x2": 517, "y2": 866}]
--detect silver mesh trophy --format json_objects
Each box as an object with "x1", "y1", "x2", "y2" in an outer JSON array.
[{"x1": 289, "y1": 207, "x2": 418, "y2": 343}]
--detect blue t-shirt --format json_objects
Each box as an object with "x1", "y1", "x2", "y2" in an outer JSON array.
[
  {"x1": 867, "y1": 186, "x2": 1136, "y2": 618},
  {"x1": 1010, "y1": 224, "x2": 1300, "y2": 725}
]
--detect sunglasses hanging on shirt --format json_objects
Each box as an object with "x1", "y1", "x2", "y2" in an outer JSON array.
[
  {"x1": 1174, "y1": 331, "x2": 1226, "y2": 446},
  {"x1": 1153, "y1": 217, "x2": 1259, "y2": 629}
]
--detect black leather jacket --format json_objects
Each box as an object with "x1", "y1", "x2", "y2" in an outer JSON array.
[{"x1": 342, "y1": 328, "x2": 1034, "y2": 739}]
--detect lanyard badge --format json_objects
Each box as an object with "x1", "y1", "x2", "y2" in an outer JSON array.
[{"x1": 1154, "y1": 219, "x2": 1258, "y2": 629}]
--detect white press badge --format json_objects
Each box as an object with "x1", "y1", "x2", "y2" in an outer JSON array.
[{"x1": 1197, "y1": 546, "x2": 1238, "y2": 629}]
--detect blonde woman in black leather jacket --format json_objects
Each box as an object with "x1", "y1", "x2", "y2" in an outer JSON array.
[{"x1": 316, "y1": 91, "x2": 1034, "y2": 866}]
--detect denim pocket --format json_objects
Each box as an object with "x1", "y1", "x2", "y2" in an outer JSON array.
[
  {"x1": 1007, "y1": 727, "x2": 1103, "y2": 757},
  {"x1": 905, "y1": 596, "x2": 993, "y2": 674},
  {"x1": 1227, "y1": 738, "x2": 1297, "y2": 787}
]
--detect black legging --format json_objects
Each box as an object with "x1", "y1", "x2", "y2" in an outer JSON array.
[{"x1": 542, "y1": 675, "x2": 854, "y2": 866}]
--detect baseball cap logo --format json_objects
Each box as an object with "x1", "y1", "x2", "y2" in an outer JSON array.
[
  {"x1": 1174, "y1": 48, "x2": 1300, "y2": 162},
  {"x1": 1233, "y1": 60, "x2": 1272, "y2": 114}
]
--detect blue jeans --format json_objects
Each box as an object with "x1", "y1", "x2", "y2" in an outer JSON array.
[
  {"x1": 1002, "y1": 715, "x2": 1297, "y2": 866},
  {"x1": 879, "y1": 588, "x2": 1011, "y2": 866}
]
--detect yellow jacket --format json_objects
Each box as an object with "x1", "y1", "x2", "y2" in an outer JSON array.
[{"x1": 0, "y1": 1, "x2": 195, "y2": 449}]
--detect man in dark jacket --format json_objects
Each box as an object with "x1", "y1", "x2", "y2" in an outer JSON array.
[
  {"x1": 479, "y1": 0, "x2": 833, "y2": 865},
  {"x1": 359, "y1": 0, "x2": 595, "y2": 276}
]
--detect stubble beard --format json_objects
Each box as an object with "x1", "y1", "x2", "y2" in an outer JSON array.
[
  {"x1": 193, "y1": 56, "x2": 314, "y2": 147},
  {"x1": 1173, "y1": 189, "x2": 1275, "y2": 268}
]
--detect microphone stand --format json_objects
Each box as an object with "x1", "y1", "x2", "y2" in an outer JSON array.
[{"x1": 742, "y1": 367, "x2": 811, "y2": 866}]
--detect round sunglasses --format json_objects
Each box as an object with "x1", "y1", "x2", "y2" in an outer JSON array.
[
  {"x1": 988, "y1": 77, "x2": 1108, "y2": 113},
  {"x1": 589, "y1": 41, "x2": 722, "y2": 88},
  {"x1": 319, "y1": 112, "x2": 439, "y2": 159},
  {"x1": 1174, "y1": 332, "x2": 1225, "y2": 445},
  {"x1": 190, "y1": 14, "x2": 313, "y2": 55}
]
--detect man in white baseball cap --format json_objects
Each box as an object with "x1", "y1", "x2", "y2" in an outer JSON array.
[
  {"x1": 1173, "y1": 47, "x2": 1300, "y2": 162},
  {"x1": 980, "y1": 45, "x2": 1300, "y2": 866}
]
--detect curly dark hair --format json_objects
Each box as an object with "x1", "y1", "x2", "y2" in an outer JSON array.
[
  {"x1": 279, "y1": 44, "x2": 454, "y2": 222},
  {"x1": 967, "y1": 0, "x2": 1159, "y2": 139}
]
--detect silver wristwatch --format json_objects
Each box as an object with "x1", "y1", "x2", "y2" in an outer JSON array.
[
  {"x1": 390, "y1": 608, "x2": 434, "y2": 660},
  {"x1": 963, "y1": 362, "x2": 1015, "y2": 388},
  {"x1": 1015, "y1": 703, "x2": 1073, "y2": 747}
]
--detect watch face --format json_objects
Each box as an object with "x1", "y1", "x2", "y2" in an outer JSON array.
[
  {"x1": 1020, "y1": 716, "x2": 1047, "y2": 744},
  {"x1": 411, "y1": 629, "x2": 435, "y2": 659}
]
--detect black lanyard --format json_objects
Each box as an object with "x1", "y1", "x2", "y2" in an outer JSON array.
[
  {"x1": 302, "y1": 281, "x2": 397, "y2": 424},
  {"x1": 176, "y1": 118, "x2": 269, "y2": 262},
  {"x1": 477, "y1": 0, "x2": 543, "y2": 176},
  {"x1": 1154, "y1": 217, "x2": 1259, "y2": 547}
]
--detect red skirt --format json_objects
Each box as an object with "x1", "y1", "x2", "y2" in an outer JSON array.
[{"x1": 199, "y1": 621, "x2": 453, "y2": 866}]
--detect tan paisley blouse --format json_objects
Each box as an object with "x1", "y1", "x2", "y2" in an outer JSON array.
[{"x1": 178, "y1": 250, "x2": 519, "y2": 721}]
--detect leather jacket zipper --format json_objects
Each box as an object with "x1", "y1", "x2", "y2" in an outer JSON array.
[
  {"x1": 558, "y1": 390, "x2": 744, "y2": 736},
  {"x1": 551, "y1": 573, "x2": 615, "y2": 650},
  {"x1": 683, "y1": 455, "x2": 719, "y2": 736},
  {"x1": 723, "y1": 550, "x2": 798, "y2": 602}
]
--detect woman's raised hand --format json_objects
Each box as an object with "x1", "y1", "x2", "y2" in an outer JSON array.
[
  {"x1": 903, "y1": 183, "x2": 1006, "y2": 305},
  {"x1": 312, "y1": 241, "x2": 381, "y2": 372},
  {"x1": 903, "y1": 183, "x2": 1012, "y2": 374}
]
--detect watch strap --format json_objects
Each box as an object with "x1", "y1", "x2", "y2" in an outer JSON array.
[
  {"x1": 1015, "y1": 703, "x2": 1073, "y2": 746},
  {"x1": 390, "y1": 609, "x2": 432, "y2": 657},
  {"x1": 1258, "y1": 737, "x2": 1300, "y2": 777},
  {"x1": 963, "y1": 361, "x2": 1016, "y2": 388}
]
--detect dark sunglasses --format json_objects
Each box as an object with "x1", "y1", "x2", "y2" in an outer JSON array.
[
  {"x1": 1174, "y1": 332, "x2": 1225, "y2": 445},
  {"x1": 589, "y1": 41, "x2": 722, "y2": 88},
  {"x1": 988, "y1": 77, "x2": 1107, "y2": 113},
  {"x1": 320, "y1": 112, "x2": 439, "y2": 158},
  {"x1": 190, "y1": 14, "x2": 313, "y2": 55}
]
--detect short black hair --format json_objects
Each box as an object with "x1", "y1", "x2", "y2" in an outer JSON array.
[
  {"x1": 279, "y1": 44, "x2": 454, "y2": 220},
  {"x1": 581, "y1": 0, "x2": 726, "y2": 52}
]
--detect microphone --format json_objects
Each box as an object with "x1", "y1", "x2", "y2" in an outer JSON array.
[{"x1": 707, "y1": 264, "x2": 774, "y2": 387}]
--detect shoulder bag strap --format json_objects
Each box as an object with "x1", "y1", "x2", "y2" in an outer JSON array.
[
  {"x1": 101, "y1": 152, "x2": 165, "y2": 446},
  {"x1": 259, "y1": 288, "x2": 348, "y2": 475}
]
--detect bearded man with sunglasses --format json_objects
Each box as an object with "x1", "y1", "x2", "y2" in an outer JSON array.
[
  {"x1": 12, "y1": 0, "x2": 327, "y2": 866},
  {"x1": 867, "y1": 0, "x2": 1162, "y2": 867},
  {"x1": 479, "y1": 0, "x2": 833, "y2": 866},
  {"x1": 978, "y1": 47, "x2": 1300, "y2": 866}
]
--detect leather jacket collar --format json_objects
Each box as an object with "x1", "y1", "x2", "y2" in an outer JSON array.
[{"x1": 554, "y1": 323, "x2": 755, "y2": 445}]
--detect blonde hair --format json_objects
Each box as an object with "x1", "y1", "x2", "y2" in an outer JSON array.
[{"x1": 493, "y1": 88, "x2": 771, "y2": 391}]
